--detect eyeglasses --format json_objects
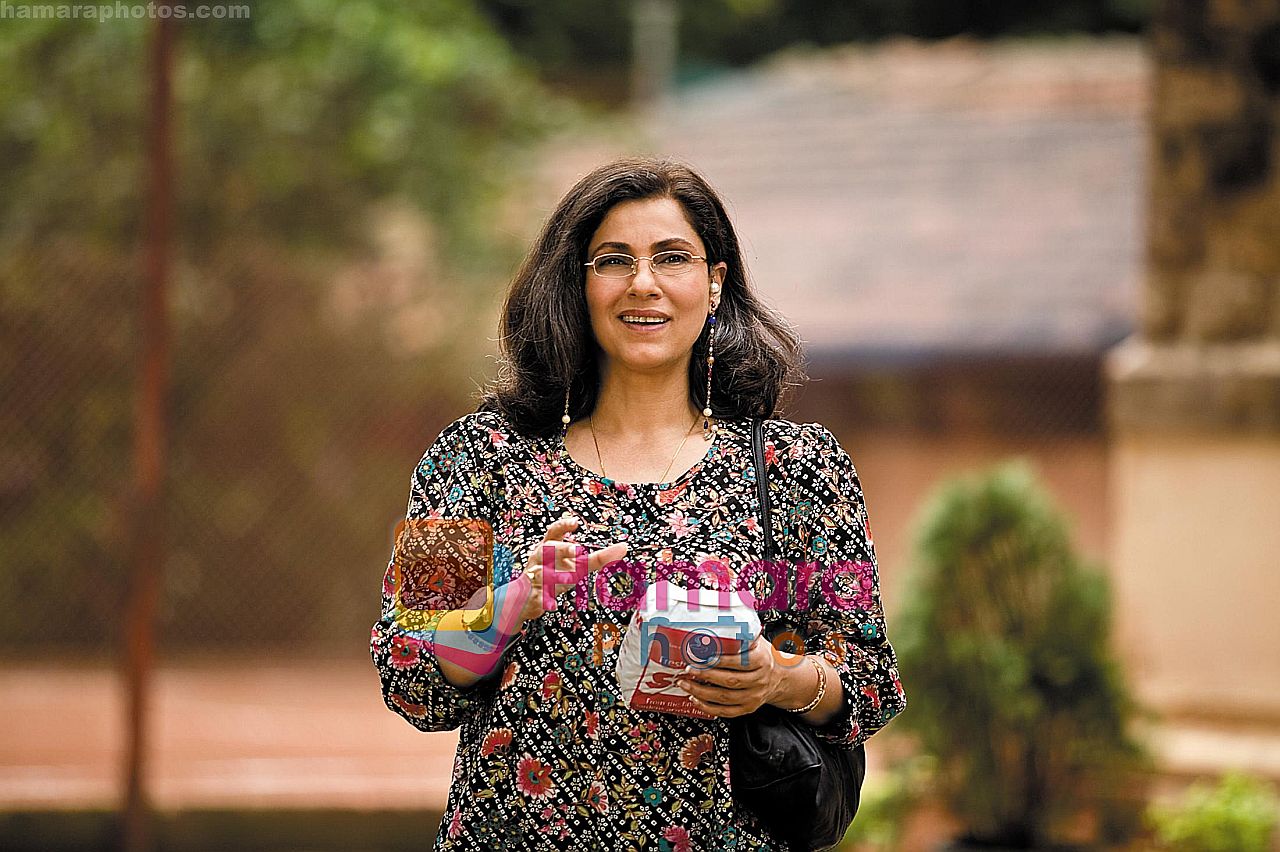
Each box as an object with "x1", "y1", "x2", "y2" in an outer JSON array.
[{"x1": 583, "y1": 250, "x2": 708, "y2": 279}]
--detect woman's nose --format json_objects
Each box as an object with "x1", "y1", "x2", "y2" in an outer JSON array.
[{"x1": 627, "y1": 260, "x2": 662, "y2": 293}]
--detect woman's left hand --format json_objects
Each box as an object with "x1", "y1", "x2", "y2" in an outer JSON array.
[{"x1": 675, "y1": 635, "x2": 787, "y2": 718}]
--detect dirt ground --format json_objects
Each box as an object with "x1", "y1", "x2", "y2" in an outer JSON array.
[
  {"x1": 3, "y1": 659, "x2": 1275, "y2": 850},
  {"x1": 2, "y1": 657, "x2": 931, "y2": 816},
  {"x1": 0, "y1": 657, "x2": 457, "y2": 812},
  {"x1": 1, "y1": 658, "x2": 956, "y2": 848}
]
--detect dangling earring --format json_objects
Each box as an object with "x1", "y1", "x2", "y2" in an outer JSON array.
[
  {"x1": 702, "y1": 281, "x2": 721, "y2": 441},
  {"x1": 561, "y1": 385, "x2": 571, "y2": 438}
]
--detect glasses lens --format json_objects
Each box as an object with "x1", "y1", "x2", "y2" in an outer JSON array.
[
  {"x1": 592, "y1": 254, "x2": 634, "y2": 277},
  {"x1": 652, "y1": 251, "x2": 696, "y2": 276}
]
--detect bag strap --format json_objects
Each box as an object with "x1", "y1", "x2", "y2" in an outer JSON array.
[
  {"x1": 752, "y1": 418, "x2": 802, "y2": 646},
  {"x1": 750, "y1": 417, "x2": 776, "y2": 564}
]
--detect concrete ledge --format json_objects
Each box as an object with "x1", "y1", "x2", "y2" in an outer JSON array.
[
  {"x1": 1146, "y1": 720, "x2": 1280, "y2": 783},
  {"x1": 1107, "y1": 337, "x2": 1280, "y2": 434}
]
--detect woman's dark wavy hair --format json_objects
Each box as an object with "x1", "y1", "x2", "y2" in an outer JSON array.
[{"x1": 478, "y1": 156, "x2": 807, "y2": 438}]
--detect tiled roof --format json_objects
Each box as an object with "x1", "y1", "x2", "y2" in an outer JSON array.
[{"x1": 542, "y1": 37, "x2": 1149, "y2": 361}]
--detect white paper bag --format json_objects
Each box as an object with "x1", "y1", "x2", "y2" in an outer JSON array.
[{"x1": 614, "y1": 578, "x2": 761, "y2": 718}]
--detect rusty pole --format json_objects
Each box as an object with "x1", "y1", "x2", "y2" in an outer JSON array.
[{"x1": 122, "y1": 5, "x2": 175, "y2": 851}]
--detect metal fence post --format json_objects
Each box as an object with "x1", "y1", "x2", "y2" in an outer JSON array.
[{"x1": 122, "y1": 5, "x2": 176, "y2": 851}]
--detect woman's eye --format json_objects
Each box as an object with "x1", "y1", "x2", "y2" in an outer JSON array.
[
  {"x1": 659, "y1": 253, "x2": 689, "y2": 265},
  {"x1": 598, "y1": 256, "x2": 628, "y2": 267}
]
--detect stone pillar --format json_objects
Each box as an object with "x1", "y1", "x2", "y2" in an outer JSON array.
[{"x1": 1107, "y1": 0, "x2": 1280, "y2": 735}]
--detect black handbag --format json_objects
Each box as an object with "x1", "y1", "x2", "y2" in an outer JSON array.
[{"x1": 728, "y1": 417, "x2": 867, "y2": 852}]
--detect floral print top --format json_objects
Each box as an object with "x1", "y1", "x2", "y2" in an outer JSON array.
[{"x1": 370, "y1": 408, "x2": 906, "y2": 851}]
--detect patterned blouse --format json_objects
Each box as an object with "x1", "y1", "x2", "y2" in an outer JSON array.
[{"x1": 370, "y1": 408, "x2": 906, "y2": 851}]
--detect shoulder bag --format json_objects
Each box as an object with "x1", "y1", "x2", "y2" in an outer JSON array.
[{"x1": 727, "y1": 417, "x2": 867, "y2": 852}]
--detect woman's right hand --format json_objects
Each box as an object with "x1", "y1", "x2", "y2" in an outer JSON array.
[{"x1": 518, "y1": 517, "x2": 628, "y2": 625}]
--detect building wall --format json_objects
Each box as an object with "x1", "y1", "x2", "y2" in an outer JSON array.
[
  {"x1": 790, "y1": 361, "x2": 1110, "y2": 620},
  {"x1": 1111, "y1": 434, "x2": 1280, "y2": 720},
  {"x1": 832, "y1": 431, "x2": 1110, "y2": 616}
]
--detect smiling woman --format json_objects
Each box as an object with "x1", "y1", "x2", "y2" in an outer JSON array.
[
  {"x1": 370, "y1": 157, "x2": 907, "y2": 851},
  {"x1": 484, "y1": 158, "x2": 804, "y2": 443},
  {"x1": 577, "y1": 196, "x2": 727, "y2": 443}
]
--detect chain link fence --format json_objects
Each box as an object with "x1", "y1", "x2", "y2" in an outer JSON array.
[
  {"x1": 0, "y1": 230, "x2": 495, "y2": 659},
  {"x1": 0, "y1": 243, "x2": 1121, "y2": 661}
]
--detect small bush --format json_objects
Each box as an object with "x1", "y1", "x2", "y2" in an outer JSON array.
[
  {"x1": 894, "y1": 461, "x2": 1150, "y2": 847},
  {"x1": 1148, "y1": 771, "x2": 1278, "y2": 852}
]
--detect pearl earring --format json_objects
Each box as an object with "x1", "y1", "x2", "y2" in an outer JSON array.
[{"x1": 703, "y1": 281, "x2": 721, "y2": 440}]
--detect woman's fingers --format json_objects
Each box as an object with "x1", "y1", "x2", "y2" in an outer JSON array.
[
  {"x1": 525, "y1": 517, "x2": 587, "y2": 569},
  {"x1": 680, "y1": 667, "x2": 749, "y2": 689},
  {"x1": 526, "y1": 517, "x2": 629, "y2": 576},
  {"x1": 524, "y1": 543, "x2": 594, "y2": 585},
  {"x1": 679, "y1": 679, "x2": 741, "y2": 705},
  {"x1": 517, "y1": 520, "x2": 574, "y2": 621},
  {"x1": 676, "y1": 635, "x2": 777, "y2": 716},
  {"x1": 678, "y1": 660, "x2": 765, "y2": 696},
  {"x1": 681, "y1": 687, "x2": 756, "y2": 718},
  {"x1": 540, "y1": 542, "x2": 628, "y2": 600},
  {"x1": 691, "y1": 634, "x2": 764, "y2": 672},
  {"x1": 678, "y1": 673, "x2": 768, "y2": 715},
  {"x1": 543, "y1": 515, "x2": 580, "y2": 542},
  {"x1": 524, "y1": 541, "x2": 571, "y2": 570},
  {"x1": 517, "y1": 516, "x2": 633, "y2": 619},
  {"x1": 586, "y1": 542, "x2": 629, "y2": 574}
]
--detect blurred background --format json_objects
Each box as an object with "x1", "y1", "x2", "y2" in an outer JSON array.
[{"x1": 1, "y1": 0, "x2": 1277, "y2": 849}]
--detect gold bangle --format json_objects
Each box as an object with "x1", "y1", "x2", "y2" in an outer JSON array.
[{"x1": 790, "y1": 656, "x2": 826, "y2": 715}]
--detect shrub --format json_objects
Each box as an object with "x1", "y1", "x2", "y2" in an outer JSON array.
[
  {"x1": 1148, "y1": 771, "x2": 1279, "y2": 852},
  {"x1": 894, "y1": 461, "x2": 1150, "y2": 848}
]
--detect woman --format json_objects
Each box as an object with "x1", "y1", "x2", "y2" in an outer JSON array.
[{"x1": 371, "y1": 157, "x2": 906, "y2": 851}]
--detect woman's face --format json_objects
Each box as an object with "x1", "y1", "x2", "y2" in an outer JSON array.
[{"x1": 583, "y1": 196, "x2": 728, "y2": 378}]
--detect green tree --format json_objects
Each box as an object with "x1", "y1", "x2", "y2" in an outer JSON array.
[{"x1": 0, "y1": 0, "x2": 572, "y2": 653}]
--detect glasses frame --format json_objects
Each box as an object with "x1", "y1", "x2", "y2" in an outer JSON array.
[{"x1": 583, "y1": 250, "x2": 709, "y2": 279}]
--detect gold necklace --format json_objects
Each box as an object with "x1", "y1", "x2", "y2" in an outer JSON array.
[{"x1": 589, "y1": 411, "x2": 702, "y2": 486}]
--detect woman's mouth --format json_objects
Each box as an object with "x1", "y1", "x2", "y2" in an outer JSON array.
[{"x1": 619, "y1": 314, "x2": 671, "y2": 331}]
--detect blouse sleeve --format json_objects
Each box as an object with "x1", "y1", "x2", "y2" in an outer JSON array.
[
  {"x1": 369, "y1": 413, "x2": 502, "y2": 733},
  {"x1": 775, "y1": 422, "x2": 907, "y2": 750}
]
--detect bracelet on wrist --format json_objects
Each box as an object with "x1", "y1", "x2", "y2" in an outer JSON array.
[{"x1": 790, "y1": 655, "x2": 826, "y2": 715}]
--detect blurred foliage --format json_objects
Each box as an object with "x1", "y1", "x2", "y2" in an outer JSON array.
[
  {"x1": 0, "y1": 0, "x2": 574, "y2": 653},
  {"x1": 1148, "y1": 772, "x2": 1279, "y2": 852},
  {"x1": 475, "y1": 0, "x2": 1152, "y2": 98},
  {"x1": 0, "y1": 0, "x2": 567, "y2": 264},
  {"x1": 837, "y1": 752, "x2": 934, "y2": 851},
  {"x1": 893, "y1": 461, "x2": 1152, "y2": 848}
]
